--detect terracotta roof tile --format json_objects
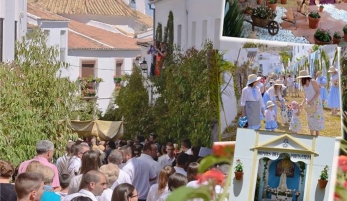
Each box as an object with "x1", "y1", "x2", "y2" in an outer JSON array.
[
  {"x1": 68, "y1": 31, "x2": 112, "y2": 50},
  {"x1": 27, "y1": 23, "x2": 37, "y2": 28},
  {"x1": 27, "y1": 4, "x2": 70, "y2": 21},
  {"x1": 68, "y1": 20, "x2": 140, "y2": 50},
  {"x1": 134, "y1": 11, "x2": 153, "y2": 27},
  {"x1": 30, "y1": 0, "x2": 137, "y2": 17}
]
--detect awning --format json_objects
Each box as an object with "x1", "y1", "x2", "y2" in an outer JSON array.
[{"x1": 60, "y1": 120, "x2": 124, "y2": 141}]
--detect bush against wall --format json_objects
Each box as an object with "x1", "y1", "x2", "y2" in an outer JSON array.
[
  {"x1": 0, "y1": 28, "x2": 78, "y2": 166},
  {"x1": 115, "y1": 67, "x2": 154, "y2": 139},
  {"x1": 150, "y1": 44, "x2": 218, "y2": 146}
]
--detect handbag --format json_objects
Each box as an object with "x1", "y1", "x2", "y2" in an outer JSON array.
[
  {"x1": 238, "y1": 116, "x2": 248, "y2": 128},
  {"x1": 304, "y1": 101, "x2": 316, "y2": 114}
]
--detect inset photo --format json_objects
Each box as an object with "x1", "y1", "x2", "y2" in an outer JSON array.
[
  {"x1": 220, "y1": 43, "x2": 341, "y2": 137},
  {"x1": 222, "y1": 0, "x2": 347, "y2": 45}
]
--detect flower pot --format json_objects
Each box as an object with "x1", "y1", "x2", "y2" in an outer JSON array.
[
  {"x1": 333, "y1": 37, "x2": 341, "y2": 44},
  {"x1": 257, "y1": 0, "x2": 263, "y2": 4},
  {"x1": 318, "y1": 179, "x2": 328, "y2": 188},
  {"x1": 308, "y1": 16, "x2": 320, "y2": 29},
  {"x1": 314, "y1": 35, "x2": 332, "y2": 45},
  {"x1": 268, "y1": 3, "x2": 277, "y2": 11},
  {"x1": 344, "y1": 33, "x2": 347, "y2": 41},
  {"x1": 319, "y1": 7, "x2": 324, "y2": 12},
  {"x1": 235, "y1": 172, "x2": 244, "y2": 180},
  {"x1": 244, "y1": 10, "x2": 253, "y2": 15},
  {"x1": 344, "y1": 0, "x2": 347, "y2": 3},
  {"x1": 281, "y1": 0, "x2": 287, "y2": 4}
]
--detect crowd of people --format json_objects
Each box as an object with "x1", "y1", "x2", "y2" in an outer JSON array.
[
  {"x1": 0, "y1": 135, "x2": 229, "y2": 201},
  {"x1": 240, "y1": 67, "x2": 340, "y2": 136}
]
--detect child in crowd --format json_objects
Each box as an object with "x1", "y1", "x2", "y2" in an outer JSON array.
[
  {"x1": 265, "y1": 101, "x2": 278, "y2": 131},
  {"x1": 279, "y1": 99, "x2": 288, "y2": 125},
  {"x1": 286, "y1": 104, "x2": 293, "y2": 124},
  {"x1": 292, "y1": 80, "x2": 299, "y2": 97},
  {"x1": 56, "y1": 174, "x2": 71, "y2": 201},
  {"x1": 289, "y1": 101, "x2": 301, "y2": 133}
]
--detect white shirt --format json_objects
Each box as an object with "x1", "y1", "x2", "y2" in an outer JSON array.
[
  {"x1": 67, "y1": 174, "x2": 83, "y2": 195},
  {"x1": 185, "y1": 148, "x2": 192, "y2": 155},
  {"x1": 68, "y1": 156, "x2": 81, "y2": 176},
  {"x1": 137, "y1": 153, "x2": 161, "y2": 178},
  {"x1": 146, "y1": 184, "x2": 169, "y2": 201},
  {"x1": 56, "y1": 154, "x2": 71, "y2": 175},
  {"x1": 286, "y1": 77, "x2": 294, "y2": 87},
  {"x1": 158, "y1": 154, "x2": 175, "y2": 169},
  {"x1": 265, "y1": 109, "x2": 276, "y2": 122},
  {"x1": 174, "y1": 167, "x2": 187, "y2": 177},
  {"x1": 158, "y1": 191, "x2": 171, "y2": 201},
  {"x1": 122, "y1": 158, "x2": 156, "y2": 200},
  {"x1": 110, "y1": 168, "x2": 131, "y2": 190},
  {"x1": 64, "y1": 189, "x2": 98, "y2": 201},
  {"x1": 240, "y1": 86, "x2": 265, "y2": 109},
  {"x1": 265, "y1": 87, "x2": 283, "y2": 102},
  {"x1": 99, "y1": 188, "x2": 112, "y2": 201}
]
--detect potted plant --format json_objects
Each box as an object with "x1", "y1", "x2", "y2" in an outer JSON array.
[
  {"x1": 319, "y1": 5, "x2": 324, "y2": 12},
  {"x1": 333, "y1": 31, "x2": 342, "y2": 44},
  {"x1": 244, "y1": 5, "x2": 253, "y2": 15},
  {"x1": 267, "y1": 0, "x2": 277, "y2": 11},
  {"x1": 257, "y1": 0, "x2": 263, "y2": 5},
  {"x1": 308, "y1": 12, "x2": 321, "y2": 29},
  {"x1": 343, "y1": 25, "x2": 347, "y2": 41},
  {"x1": 251, "y1": 6, "x2": 275, "y2": 27},
  {"x1": 318, "y1": 165, "x2": 329, "y2": 189},
  {"x1": 234, "y1": 159, "x2": 244, "y2": 180},
  {"x1": 281, "y1": 0, "x2": 287, "y2": 4},
  {"x1": 314, "y1": 28, "x2": 332, "y2": 44}
]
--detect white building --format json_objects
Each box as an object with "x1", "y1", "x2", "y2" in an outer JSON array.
[
  {"x1": 27, "y1": 4, "x2": 142, "y2": 113},
  {"x1": 0, "y1": 0, "x2": 27, "y2": 62}
]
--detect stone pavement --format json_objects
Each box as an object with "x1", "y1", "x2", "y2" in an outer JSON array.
[{"x1": 280, "y1": 3, "x2": 347, "y2": 44}]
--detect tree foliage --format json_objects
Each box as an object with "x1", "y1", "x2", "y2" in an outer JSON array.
[
  {"x1": 150, "y1": 44, "x2": 216, "y2": 146},
  {"x1": 115, "y1": 67, "x2": 153, "y2": 139},
  {"x1": 341, "y1": 47, "x2": 347, "y2": 139},
  {"x1": 0, "y1": 28, "x2": 79, "y2": 166},
  {"x1": 156, "y1": 23, "x2": 163, "y2": 42}
]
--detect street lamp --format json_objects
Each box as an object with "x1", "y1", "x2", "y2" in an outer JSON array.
[{"x1": 140, "y1": 58, "x2": 148, "y2": 75}]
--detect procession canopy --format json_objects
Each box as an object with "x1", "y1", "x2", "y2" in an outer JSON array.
[{"x1": 60, "y1": 120, "x2": 124, "y2": 141}]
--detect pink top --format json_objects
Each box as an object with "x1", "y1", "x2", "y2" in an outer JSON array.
[{"x1": 18, "y1": 156, "x2": 60, "y2": 188}]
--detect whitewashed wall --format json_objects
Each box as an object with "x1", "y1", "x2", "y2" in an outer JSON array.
[
  {"x1": 0, "y1": 0, "x2": 27, "y2": 62},
  {"x1": 66, "y1": 49, "x2": 140, "y2": 113}
]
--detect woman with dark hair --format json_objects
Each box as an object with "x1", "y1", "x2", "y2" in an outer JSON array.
[
  {"x1": 296, "y1": 70, "x2": 324, "y2": 136},
  {"x1": 240, "y1": 74, "x2": 265, "y2": 129},
  {"x1": 68, "y1": 150, "x2": 101, "y2": 194},
  {"x1": 147, "y1": 166, "x2": 176, "y2": 201},
  {"x1": 111, "y1": 183, "x2": 138, "y2": 201},
  {"x1": 158, "y1": 173, "x2": 188, "y2": 201},
  {"x1": 186, "y1": 162, "x2": 199, "y2": 183},
  {"x1": 0, "y1": 160, "x2": 16, "y2": 201}
]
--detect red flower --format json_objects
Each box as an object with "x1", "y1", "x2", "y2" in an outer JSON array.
[
  {"x1": 338, "y1": 155, "x2": 347, "y2": 172},
  {"x1": 212, "y1": 142, "x2": 235, "y2": 157},
  {"x1": 197, "y1": 168, "x2": 226, "y2": 186}
]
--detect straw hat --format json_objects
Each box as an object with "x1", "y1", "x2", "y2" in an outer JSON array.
[
  {"x1": 247, "y1": 74, "x2": 262, "y2": 85},
  {"x1": 296, "y1": 70, "x2": 311, "y2": 79},
  {"x1": 266, "y1": 101, "x2": 275, "y2": 109},
  {"x1": 274, "y1": 80, "x2": 284, "y2": 86},
  {"x1": 327, "y1": 66, "x2": 337, "y2": 73}
]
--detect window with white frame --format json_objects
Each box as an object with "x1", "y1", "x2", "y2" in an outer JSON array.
[
  {"x1": 202, "y1": 20, "x2": 207, "y2": 43},
  {"x1": 191, "y1": 21, "x2": 196, "y2": 47},
  {"x1": 115, "y1": 59, "x2": 123, "y2": 77}
]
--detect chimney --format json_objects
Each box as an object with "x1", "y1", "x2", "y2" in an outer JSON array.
[
  {"x1": 122, "y1": 0, "x2": 130, "y2": 5},
  {"x1": 135, "y1": 0, "x2": 146, "y2": 14}
]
